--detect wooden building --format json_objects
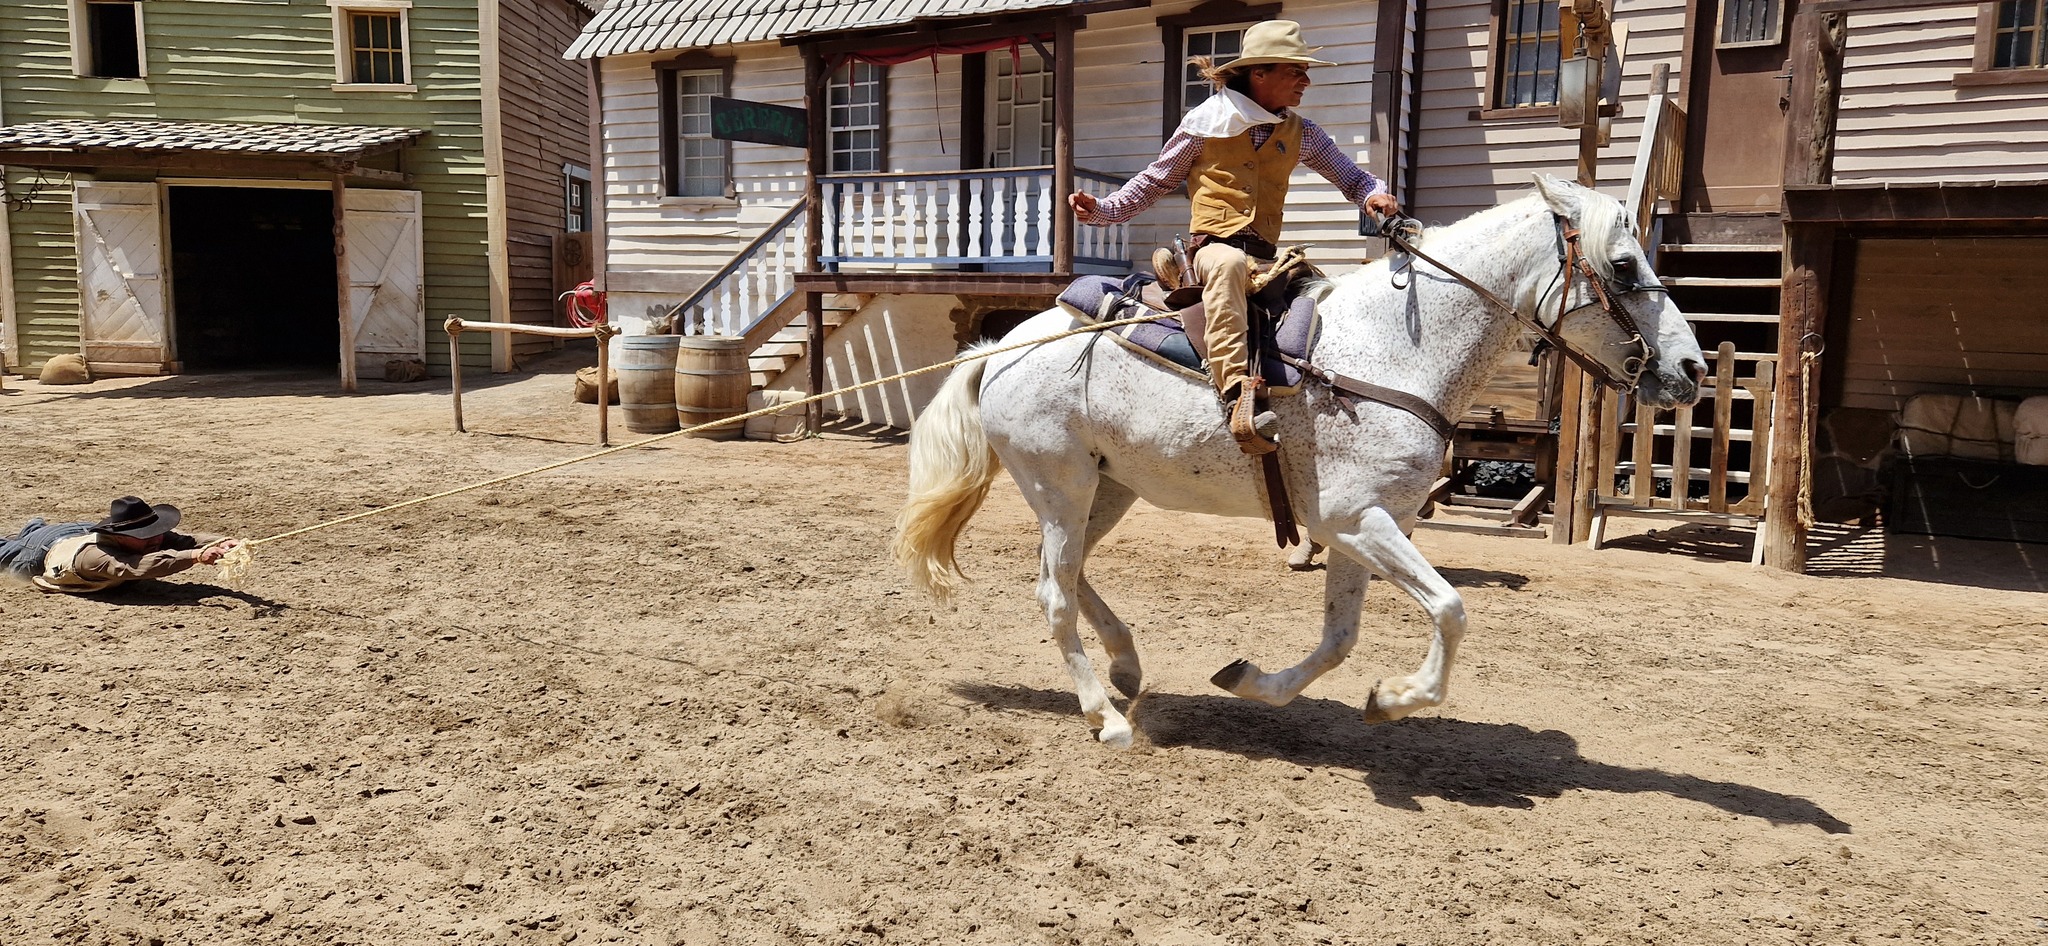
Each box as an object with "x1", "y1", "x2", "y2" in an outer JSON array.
[
  {"x1": 0, "y1": 0, "x2": 598, "y2": 387},
  {"x1": 569, "y1": 0, "x2": 2048, "y2": 570}
]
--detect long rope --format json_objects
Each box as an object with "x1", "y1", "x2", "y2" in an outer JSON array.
[{"x1": 215, "y1": 309, "x2": 1170, "y2": 581}]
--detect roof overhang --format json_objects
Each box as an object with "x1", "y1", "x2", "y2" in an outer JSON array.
[
  {"x1": 565, "y1": 0, "x2": 1147, "y2": 61},
  {"x1": 0, "y1": 120, "x2": 427, "y2": 181}
]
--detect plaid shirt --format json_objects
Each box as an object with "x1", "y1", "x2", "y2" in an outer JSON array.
[{"x1": 1088, "y1": 116, "x2": 1387, "y2": 226}]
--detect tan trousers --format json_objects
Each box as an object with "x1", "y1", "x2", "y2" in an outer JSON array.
[{"x1": 1193, "y1": 241, "x2": 1255, "y2": 401}]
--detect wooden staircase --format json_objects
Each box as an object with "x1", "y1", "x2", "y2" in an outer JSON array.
[{"x1": 743, "y1": 293, "x2": 867, "y2": 389}]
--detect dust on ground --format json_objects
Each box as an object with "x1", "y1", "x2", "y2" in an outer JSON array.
[{"x1": 2, "y1": 355, "x2": 2043, "y2": 946}]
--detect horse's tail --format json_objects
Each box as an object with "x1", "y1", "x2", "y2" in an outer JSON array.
[{"x1": 893, "y1": 354, "x2": 1000, "y2": 603}]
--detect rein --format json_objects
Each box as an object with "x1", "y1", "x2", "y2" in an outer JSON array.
[{"x1": 1379, "y1": 213, "x2": 1658, "y2": 392}]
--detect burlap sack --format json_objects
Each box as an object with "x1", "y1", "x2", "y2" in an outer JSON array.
[
  {"x1": 38, "y1": 353, "x2": 92, "y2": 385},
  {"x1": 575, "y1": 366, "x2": 619, "y2": 404}
]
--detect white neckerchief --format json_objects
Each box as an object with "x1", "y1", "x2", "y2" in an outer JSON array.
[{"x1": 1175, "y1": 87, "x2": 1284, "y2": 139}]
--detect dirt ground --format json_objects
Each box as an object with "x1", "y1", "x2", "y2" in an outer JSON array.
[{"x1": 2, "y1": 353, "x2": 2044, "y2": 946}]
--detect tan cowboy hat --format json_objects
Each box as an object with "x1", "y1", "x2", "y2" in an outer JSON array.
[{"x1": 1223, "y1": 20, "x2": 1335, "y2": 70}]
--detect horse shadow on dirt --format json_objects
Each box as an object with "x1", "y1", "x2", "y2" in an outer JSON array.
[{"x1": 952, "y1": 683, "x2": 1850, "y2": 834}]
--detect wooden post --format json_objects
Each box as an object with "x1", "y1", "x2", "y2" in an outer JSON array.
[
  {"x1": 803, "y1": 46, "x2": 829, "y2": 436},
  {"x1": 595, "y1": 327, "x2": 609, "y2": 447},
  {"x1": 1052, "y1": 15, "x2": 1077, "y2": 275},
  {"x1": 1763, "y1": 10, "x2": 1847, "y2": 572},
  {"x1": 1552, "y1": 0, "x2": 1611, "y2": 544},
  {"x1": 332, "y1": 174, "x2": 356, "y2": 393},
  {"x1": 446, "y1": 317, "x2": 464, "y2": 432}
]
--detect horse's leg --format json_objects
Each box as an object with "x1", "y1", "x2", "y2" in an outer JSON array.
[
  {"x1": 1017, "y1": 468, "x2": 1136, "y2": 748},
  {"x1": 1076, "y1": 479, "x2": 1142, "y2": 698},
  {"x1": 1334, "y1": 507, "x2": 1468, "y2": 722},
  {"x1": 1209, "y1": 549, "x2": 1368, "y2": 706}
]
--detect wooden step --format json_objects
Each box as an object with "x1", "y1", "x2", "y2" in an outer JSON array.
[
  {"x1": 1661, "y1": 275, "x2": 1782, "y2": 289},
  {"x1": 1659, "y1": 243, "x2": 1783, "y2": 254}
]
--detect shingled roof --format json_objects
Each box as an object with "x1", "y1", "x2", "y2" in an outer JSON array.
[
  {"x1": 565, "y1": 0, "x2": 1109, "y2": 60},
  {"x1": 0, "y1": 120, "x2": 427, "y2": 157}
]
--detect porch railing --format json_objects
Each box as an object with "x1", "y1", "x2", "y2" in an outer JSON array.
[
  {"x1": 1624, "y1": 66, "x2": 1687, "y2": 245},
  {"x1": 674, "y1": 198, "x2": 808, "y2": 338},
  {"x1": 820, "y1": 166, "x2": 1131, "y2": 270}
]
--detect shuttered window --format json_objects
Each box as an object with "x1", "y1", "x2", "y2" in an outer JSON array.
[{"x1": 1992, "y1": 0, "x2": 2048, "y2": 68}]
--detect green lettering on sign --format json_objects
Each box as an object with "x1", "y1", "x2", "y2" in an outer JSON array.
[{"x1": 709, "y1": 96, "x2": 808, "y2": 150}]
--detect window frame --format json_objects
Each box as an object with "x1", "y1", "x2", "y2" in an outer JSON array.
[
  {"x1": 1477, "y1": 0, "x2": 1582, "y2": 121},
  {"x1": 1962, "y1": 1, "x2": 2048, "y2": 86},
  {"x1": 564, "y1": 163, "x2": 593, "y2": 233},
  {"x1": 1715, "y1": 0, "x2": 1788, "y2": 50},
  {"x1": 655, "y1": 51, "x2": 737, "y2": 202},
  {"x1": 827, "y1": 59, "x2": 888, "y2": 174},
  {"x1": 68, "y1": 0, "x2": 147, "y2": 80},
  {"x1": 1156, "y1": 0, "x2": 1283, "y2": 142},
  {"x1": 329, "y1": 0, "x2": 416, "y2": 92}
]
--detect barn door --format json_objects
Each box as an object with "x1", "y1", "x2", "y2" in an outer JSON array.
[
  {"x1": 343, "y1": 189, "x2": 425, "y2": 369},
  {"x1": 74, "y1": 181, "x2": 169, "y2": 372}
]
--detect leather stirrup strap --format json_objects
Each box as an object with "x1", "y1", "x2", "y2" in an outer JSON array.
[
  {"x1": 1258, "y1": 450, "x2": 1300, "y2": 548},
  {"x1": 1275, "y1": 353, "x2": 1457, "y2": 443}
]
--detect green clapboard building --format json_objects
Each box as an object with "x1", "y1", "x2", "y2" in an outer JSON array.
[{"x1": 0, "y1": 0, "x2": 596, "y2": 386}]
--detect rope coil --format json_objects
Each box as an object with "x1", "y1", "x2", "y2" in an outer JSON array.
[{"x1": 214, "y1": 310, "x2": 1174, "y2": 584}]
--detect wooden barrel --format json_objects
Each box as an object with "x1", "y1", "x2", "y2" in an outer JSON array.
[
  {"x1": 617, "y1": 335, "x2": 681, "y2": 433},
  {"x1": 674, "y1": 335, "x2": 748, "y2": 440}
]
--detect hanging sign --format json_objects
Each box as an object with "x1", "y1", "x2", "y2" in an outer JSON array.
[{"x1": 709, "y1": 97, "x2": 807, "y2": 149}]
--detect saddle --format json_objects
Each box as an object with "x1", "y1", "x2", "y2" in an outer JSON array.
[{"x1": 1053, "y1": 256, "x2": 1323, "y2": 398}]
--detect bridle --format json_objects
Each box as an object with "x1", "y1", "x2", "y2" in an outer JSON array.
[{"x1": 1379, "y1": 212, "x2": 1668, "y2": 392}]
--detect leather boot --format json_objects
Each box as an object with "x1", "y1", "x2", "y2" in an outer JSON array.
[{"x1": 1225, "y1": 384, "x2": 1279, "y2": 455}]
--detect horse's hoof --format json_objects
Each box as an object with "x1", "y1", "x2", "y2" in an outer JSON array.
[
  {"x1": 1110, "y1": 666, "x2": 1144, "y2": 700},
  {"x1": 1098, "y1": 723, "x2": 1135, "y2": 750},
  {"x1": 1210, "y1": 658, "x2": 1254, "y2": 693},
  {"x1": 1362, "y1": 681, "x2": 1393, "y2": 724}
]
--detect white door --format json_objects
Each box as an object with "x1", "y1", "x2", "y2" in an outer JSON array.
[
  {"x1": 343, "y1": 189, "x2": 425, "y2": 370},
  {"x1": 74, "y1": 181, "x2": 169, "y2": 372}
]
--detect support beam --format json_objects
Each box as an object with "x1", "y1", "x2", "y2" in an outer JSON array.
[
  {"x1": 1052, "y1": 15, "x2": 1076, "y2": 275},
  {"x1": 332, "y1": 174, "x2": 356, "y2": 393},
  {"x1": 803, "y1": 47, "x2": 828, "y2": 436},
  {"x1": 1783, "y1": 12, "x2": 1847, "y2": 191},
  {"x1": 1763, "y1": 222, "x2": 1836, "y2": 572}
]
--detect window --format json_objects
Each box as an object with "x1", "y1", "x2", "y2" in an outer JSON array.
[
  {"x1": 1157, "y1": 0, "x2": 1281, "y2": 140},
  {"x1": 828, "y1": 61, "x2": 885, "y2": 173},
  {"x1": 990, "y1": 48, "x2": 1054, "y2": 168},
  {"x1": 1180, "y1": 26, "x2": 1247, "y2": 113},
  {"x1": 330, "y1": 1, "x2": 413, "y2": 89},
  {"x1": 656, "y1": 54, "x2": 735, "y2": 199},
  {"x1": 1717, "y1": 0, "x2": 1786, "y2": 48},
  {"x1": 1493, "y1": 0, "x2": 1574, "y2": 109},
  {"x1": 564, "y1": 164, "x2": 592, "y2": 232},
  {"x1": 1991, "y1": 0, "x2": 2047, "y2": 68},
  {"x1": 72, "y1": 0, "x2": 143, "y2": 79}
]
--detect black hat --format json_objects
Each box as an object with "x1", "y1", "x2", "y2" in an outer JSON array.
[{"x1": 91, "y1": 496, "x2": 182, "y2": 539}]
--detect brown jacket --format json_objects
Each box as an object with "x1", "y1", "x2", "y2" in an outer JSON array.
[
  {"x1": 1187, "y1": 113, "x2": 1304, "y2": 245},
  {"x1": 33, "y1": 531, "x2": 225, "y2": 594}
]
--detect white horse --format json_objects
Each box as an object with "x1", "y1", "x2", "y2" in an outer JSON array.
[{"x1": 894, "y1": 177, "x2": 1705, "y2": 748}]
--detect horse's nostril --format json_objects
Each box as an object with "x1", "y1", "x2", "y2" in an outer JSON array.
[{"x1": 1686, "y1": 360, "x2": 1707, "y2": 386}]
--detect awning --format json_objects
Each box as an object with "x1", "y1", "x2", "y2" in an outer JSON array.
[
  {"x1": 564, "y1": 0, "x2": 1132, "y2": 60},
  {"x1": 0, "y1": 120, "x2": 427, "y2": 175}
]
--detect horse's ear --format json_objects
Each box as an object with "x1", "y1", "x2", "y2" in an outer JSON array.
[{"x1": 1532, "y1": 173, "x2": 1579, "y2": 218}]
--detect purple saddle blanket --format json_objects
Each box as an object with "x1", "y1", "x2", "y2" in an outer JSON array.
[{"x1": 1055, "y1": 274, "x2": 1319, "y2": 392}]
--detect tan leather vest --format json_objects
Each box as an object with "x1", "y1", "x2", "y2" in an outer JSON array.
[
  {"x1": 32, "y1": 533, "x2": 118, "y2": 593},
  {"x1": 1187, "y1": 113, "x2": 1304, "y2": 244}
]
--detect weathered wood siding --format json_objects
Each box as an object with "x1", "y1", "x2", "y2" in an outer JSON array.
[
  {"x1": 1409, "y1": 0, "x2": 1688, "y2": 225},
  {"x1": 1836, "y1": 237, "x2": 2048, "y2": 412},
  {"x1": 497, "y1": 0, "x2": 595, "y2": 361},
  {"x1": 4, "y1": 169, "x2": 79, "y2": 370},
  {"x1": 0, "y1": 0, "x2": 493, "y2": 371},
  {"x1": 1834, "y1": 7, "x2": 2048, "y2": 185}
]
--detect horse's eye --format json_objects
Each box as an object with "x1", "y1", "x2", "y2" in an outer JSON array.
[{"x1": 1613, "y1": 258, "x2": 1637, "y2": 277}]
